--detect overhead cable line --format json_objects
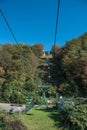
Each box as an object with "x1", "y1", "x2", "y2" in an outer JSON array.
[
  {"x1": 0, "y1": 9, "x2": 18, "y2": 44},
  {"x1": 45, "y1": 0, "x2": 60, "y2": 84},
  {"x1": 0, "y1": 9, "x2": 27, "y2": 76},
  {"x1": 53, "y1": 0, "x2": 60, "y2": 54},
  {"x1": 0, "y1": 9, "x2": 25, "y2": 65}
]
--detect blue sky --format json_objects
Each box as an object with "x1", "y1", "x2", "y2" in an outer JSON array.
[{"x1": 0, "y1": 0, "x2": 87, "y2": 51}]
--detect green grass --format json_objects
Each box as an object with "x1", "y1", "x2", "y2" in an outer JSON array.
[
  {"x1": 19, "y1": 107, "x2": 58, "y2": 130},
  {"x1": 40, "y1": 54, "x2": 52, "y2": 59}
]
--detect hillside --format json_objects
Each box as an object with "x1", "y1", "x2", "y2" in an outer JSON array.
[
  {"x1": 0, "y1": 33, "x2": 87, "y2": 104},
  {"x1": 51, "y1": 32, "x2": 87, "y2": 96}
]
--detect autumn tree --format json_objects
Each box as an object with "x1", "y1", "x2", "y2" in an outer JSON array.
[
  {"x1": 52, "y1": 33, "x2": 87, "y2": 96},
  {"x1": 31, "y1": 43, "x2": 43, "y2": 57},
  {"x1": 0, "y1": 43, "x2": 41, "y2": 103}
]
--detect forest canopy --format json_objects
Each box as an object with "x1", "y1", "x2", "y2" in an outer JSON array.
[
  {"x1": 0, "y1": 33, "x2": 87, "y2": 103},
  {"x1": 51, "y1": 33, "x2": 87, "y2": 96},
  {"x1": 0, "y1": 43, "x2": 42, "y2": 103}
]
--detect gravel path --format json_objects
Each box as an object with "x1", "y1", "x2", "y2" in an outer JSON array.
[{"x1": 0, "y1": 103, "x2": 26, "y2": 113}]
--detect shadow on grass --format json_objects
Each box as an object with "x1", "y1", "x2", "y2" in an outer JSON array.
[
  {"x1": 48, "y1": 111, "x2": 62, "y2": 129},
  {"x1": 26, "y1": 113, "x2": 33, "y2": 116}
]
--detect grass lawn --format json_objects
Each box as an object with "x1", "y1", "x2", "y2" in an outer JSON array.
[{"x1": 19, "y1": 107, "x2": 58, "y2": 130}]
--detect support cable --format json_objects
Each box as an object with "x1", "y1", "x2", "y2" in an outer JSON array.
[
  {"x1": 0, "y1": 9, "x2": 27, "y2": 100},
  {"x1": 53, "y1": 0, "x2": 60, "y2": 55},
  {"x1": 0, "y1": 9, "x2": 18, "y2": 44}
]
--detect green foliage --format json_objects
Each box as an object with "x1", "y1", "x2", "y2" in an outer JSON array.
[
  {"x1": 31, "y1": 43, "x2": 43, "y2": 57},
  {"x1": 59, "y1": 104, "x2": 87, "y2": 130},
  {"x1": 0, "y1": 43, "x2": 41, "y2": 103},
  {"x1": 48, "y1": 86, "x2": 57, "y2": 97},
  {"x1": 0, "y1": 109, "x2": 27, "y2": 130},
  {"x1": 58, "y1": 80, "x2": 79, "y2": 97},
  {"x1": 52, "y1": 33, "x2": 87, "y2": 96},
  {"x1": 1, "y1": 32, "x2": 87, "y2": 103},
  {"x1": 50, "y1": 45, "x2": 61, "y2": 57}
]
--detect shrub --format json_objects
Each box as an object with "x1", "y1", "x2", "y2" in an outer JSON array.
[
  {"x1": 6, "y1": 120, "x2": 27, "y2": 130},
  {"x1": 0, "y1": 109, "x2": 27, "y2": 130},
  {"x1": 58, "y1": 104, "x2": 87, "y2": 130}
]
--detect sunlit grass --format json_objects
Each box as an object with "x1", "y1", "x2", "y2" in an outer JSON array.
[
  {"x1": 40, "y1": 54, "x2": 52, "y2": 59},
  {"x1": 20, "y1": 107, "x2": 58, "y2": 130}
]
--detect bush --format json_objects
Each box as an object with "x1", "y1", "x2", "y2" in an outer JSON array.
[
  {"x1": 0, "y1": 109, "x2": 27, "y2": 130},
  {"x1": 58, "y1": 104, "x2": 87, "y2": 130},
  {"x1": 6, "y1": 120, "x2": 27, "y2": 130},
  {"x1": 58, "y1": 80, "x2": 79, "y2": 97}
]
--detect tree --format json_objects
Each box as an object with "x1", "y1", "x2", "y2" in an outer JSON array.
[
  {"x1": 51, "y1": 33, "x2": 87, "y2": 96},
  {"x1": 31, "y1": 43, "x2": 43, "y2": 57},
  {"x1": 50, "y1": 45, "x2": 61, "y2": 57},
  {"x1": 0, "y1": 43, "x2": 40, "y2": 103}
]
